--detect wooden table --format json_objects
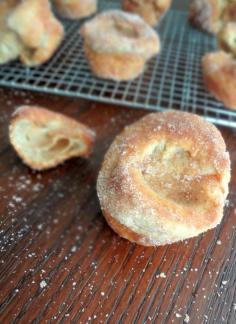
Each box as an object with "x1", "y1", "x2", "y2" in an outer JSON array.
[{"x1": 0, "y1": 88, "x2": 235, "y2": 324}]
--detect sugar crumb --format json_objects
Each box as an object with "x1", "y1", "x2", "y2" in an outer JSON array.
[
  {"x1": 40, "y1": 280, "x2": 47, "y2": 289},
  {"x1": 184, "y1": 314, "x2": 190, "y2": 323},
  {"x1": 71, "y1": 246, "x2": 77, "y2": 253}
]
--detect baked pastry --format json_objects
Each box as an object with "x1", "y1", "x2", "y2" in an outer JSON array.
[
  {"x1": 97, "y1": 111, "x2": 230, "y2": 246},
  {"x1": 9, "y1": 106, "x2": 95, "y2": 170},
  {"x1": 122, "y1": 0, "x2": 172, "y2": 26},
  {"x1": 218, "y1": 22, "x2": 236, "y2": 57},
  {"x1": 0, "y1": 28, "x2": 22, "y2": 64},
  {"x1": 189, "y1": 0, "x2": 236, "y2": 34},
  {"x1": 202, "y1": 51, "x2": 236, "y2": 109},
  {"x1": 80, "y1": 10, "x2": 161, "y2": 81},
  {"x1": 54, "y1": 0, "x2": 97, "y2": 19},
  {"x1": 222, "y1": 0, "x2": 236, "y2": 22},
  {"x1": 7, "y1": 0, "x2": 64, "y2": 66},
  {"x1": 189, "y1": 0, "x2": 224, "y2": 34},
  {"x1": 0, "y1": 0, "x2": 22, "y2": 64}
]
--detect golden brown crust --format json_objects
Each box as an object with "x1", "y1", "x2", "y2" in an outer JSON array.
[
  {"x1": 218, "y1": 22, "x2": 236, "y2": 57},
  {"x1": 6, "y1": 0, "x2": 64, "y2": 66},
  {"x1": 80, "y1": 10, "x2": 160, "y2": 81},
  {"x1": 122, "y1": 0, "x2": 172, "y2": 26},
  {"x1": 103, "y1": 209, "x2": 159, "y2": 246},
  {"x1": 54, "y1": 0, "x2": 97, "y2": 19},
  {"x1": 9, "y1": 106, "x2": 96, "y2": 170},
  {"x1": 97, "y1": 111, "x2": 230, "y2": 246},
  {"x1": 84, "y1": 44, "x2": 146, "y2": 81},
  {"x1": 202, "y1": 51, "x2": 236, "y2": 109}
]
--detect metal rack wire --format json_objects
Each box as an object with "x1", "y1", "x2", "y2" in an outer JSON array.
[{"x1": 0, "y1": 0, "x2": 236, "y2": 127}]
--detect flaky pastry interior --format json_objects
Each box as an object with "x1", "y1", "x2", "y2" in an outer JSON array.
[{"x1": 9, "y1": 106, "x2": 95, "y2": 170}]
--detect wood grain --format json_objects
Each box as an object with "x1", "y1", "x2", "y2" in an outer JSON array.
[{"x1": 0, "y1": 88, "x2": 235, "y2": 324}]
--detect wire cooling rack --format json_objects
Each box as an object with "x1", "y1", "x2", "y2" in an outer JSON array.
[{"x1": 0, "y1": 0, "x2": 236, "y2": 128}]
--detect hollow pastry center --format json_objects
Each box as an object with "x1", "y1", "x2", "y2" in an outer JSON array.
[
  {"x1": 141, "y1": 140, "x2": 217, "y2": 208},
  {"x1": 12, "y1": 119, "x2": 84, "y2": 163}
]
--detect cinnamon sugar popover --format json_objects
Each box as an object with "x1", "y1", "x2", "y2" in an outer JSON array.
[
  {"x1": 202, "y1": 51, "x2": 236, "y2": 109},
  {"x1": 122, "y1": 0, "x2": 172, "y2": 26},
  {"x1": 54, "y1": 0, "x2": 97, "y2": 19},
  {"x1": 189, "y1": 0, "x2": 236, "y2": 34},
  {"x1": 6, "y1": 0, "x2": 64, "y2": 66},
  {"x1": 80, "y1": 10, "x2": 160, "y2": 81},
  {"x1": 97, "y1": 111, "x2": 230, "y2": 246},
  {"x1": 189, "y1": 0, "x2": 224, "y2": 34}
]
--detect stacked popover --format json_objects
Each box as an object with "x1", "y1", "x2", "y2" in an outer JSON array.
[{"x1": 0, "y1": 0, "x2": 64, "y2": 66}]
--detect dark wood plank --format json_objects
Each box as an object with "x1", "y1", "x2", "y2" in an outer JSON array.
[{"x1": 0, "y1": 88, "x2": 235, "y2": 324}]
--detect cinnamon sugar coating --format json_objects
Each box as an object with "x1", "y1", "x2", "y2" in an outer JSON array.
[
  {"x1": 80, "y1": 10, "x2": 160, "y2": 80},
  {"x1": 97, "y1": 111, "x2": 230, "y2": 246},
  {"x1": 202, "y1": 51, "x2": 236, "y2": 109}
]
